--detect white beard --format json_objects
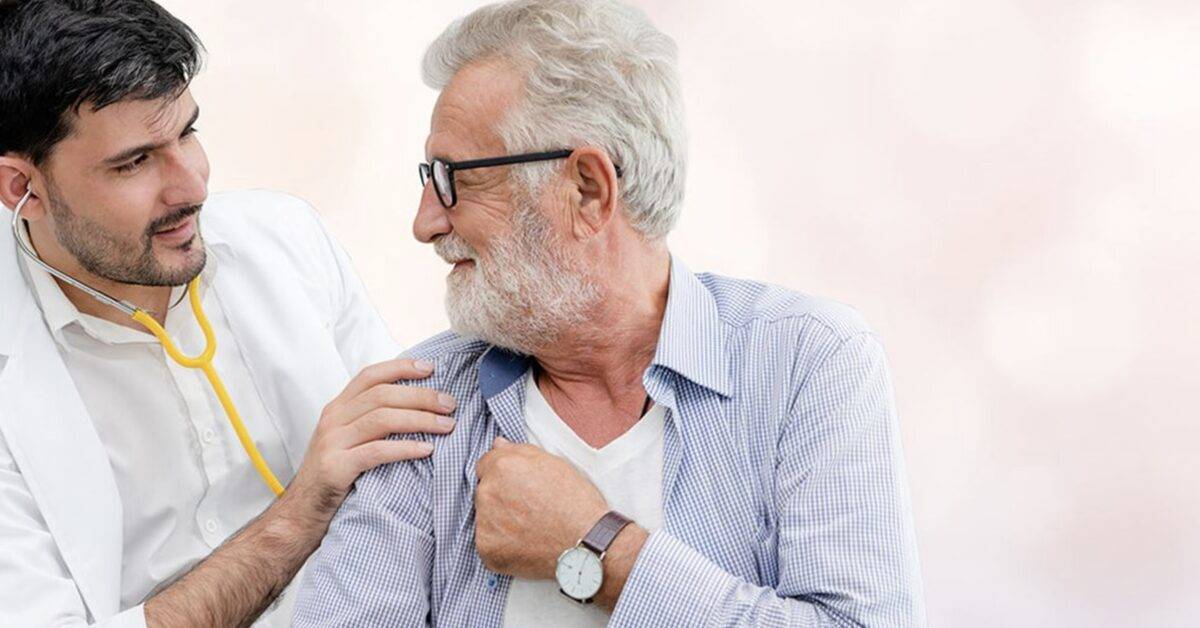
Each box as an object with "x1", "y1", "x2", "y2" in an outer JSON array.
[{"x1": 435, "y1": 202, "x2": 600, "y2": 355}]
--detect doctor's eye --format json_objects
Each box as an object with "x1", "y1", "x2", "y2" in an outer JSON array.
[{"x1": 115, "y1": 154, "x2": 149, "y2": 174}]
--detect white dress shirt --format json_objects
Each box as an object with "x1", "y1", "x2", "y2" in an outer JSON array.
[
  {"x1": 502, "y1": 370, "x2": 666, "y2": 628},
  {"x1": 19, "y1": 243, "x2": 299, "y2": 625}
]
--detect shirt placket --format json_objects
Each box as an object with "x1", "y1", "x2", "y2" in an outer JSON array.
[{"x1": 161, "y1": 301, "x2": 232, "y2": 549}]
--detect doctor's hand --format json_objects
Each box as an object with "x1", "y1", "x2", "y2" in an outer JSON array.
[
  {"x1": 283, "y1": 358, "x2": 456, "y2": 526},
  {"x1": 145, "y1": 358, "x2": 457, "y2": 628}
]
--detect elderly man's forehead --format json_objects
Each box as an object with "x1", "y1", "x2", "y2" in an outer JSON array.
[{"x1": 427, "y1": 57, "x2": 524, "y2": 158}]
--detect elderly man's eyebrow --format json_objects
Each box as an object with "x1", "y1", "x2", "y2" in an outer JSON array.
[
  {"x1": 428, "y1": 149, "x2": 466, "y2": 163},
  {"x1": 424, "y1": 136, "x2": 458, "y2": 163}
]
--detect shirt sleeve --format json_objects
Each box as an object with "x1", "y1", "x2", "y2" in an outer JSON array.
[
  {"x1": 291, "y1": 441, "x2": 435, "y2": 627},
  {"x1": 302, "y1": 199, "x2": 403, "y2": 373},
  {"x1": 609, "y1": 333, "x2": 926, "y2": 627}
]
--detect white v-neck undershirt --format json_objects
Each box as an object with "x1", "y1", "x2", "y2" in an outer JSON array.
[{"x1": 501, "y1": 370, "x2": 666, "y2": 627}]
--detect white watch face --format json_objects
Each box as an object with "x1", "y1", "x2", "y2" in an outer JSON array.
[{"x1": 556, "y1": 545, "x2": 604, "y2": 601}]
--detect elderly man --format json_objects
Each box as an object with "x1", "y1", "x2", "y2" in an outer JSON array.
[{"x1": 294, "y1": 0, "x2": 925, "y2": 626}]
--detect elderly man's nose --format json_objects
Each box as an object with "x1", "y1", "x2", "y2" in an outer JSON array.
[{"x1": 414, "y1": 182, "x2": 452, "y2": 243}]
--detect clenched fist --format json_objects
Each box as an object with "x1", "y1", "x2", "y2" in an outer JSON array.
[{"x1": 473, "y1": 437, "x2": 609, "y2": 579}]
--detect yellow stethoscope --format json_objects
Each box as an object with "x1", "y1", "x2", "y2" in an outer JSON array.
[{"x1": 12, "y1": 186, "x2": 285, "y2": 496}]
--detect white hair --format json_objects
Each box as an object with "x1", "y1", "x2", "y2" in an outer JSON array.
[{"x1": 422, "y1": 0, "x2": 688, "y2": 239}]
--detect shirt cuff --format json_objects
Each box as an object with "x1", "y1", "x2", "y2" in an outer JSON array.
[{"x1": 609, "y1": 529, "x2": 731, "y2": 627}]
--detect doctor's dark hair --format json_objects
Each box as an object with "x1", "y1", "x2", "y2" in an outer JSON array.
[{"x1": 0, "y1": 0, "x2": 203, "y2": 165}]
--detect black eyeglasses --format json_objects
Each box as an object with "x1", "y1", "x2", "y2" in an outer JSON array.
[{"x1": 418, "y1": 149, "x2": 623, "y2": 209}]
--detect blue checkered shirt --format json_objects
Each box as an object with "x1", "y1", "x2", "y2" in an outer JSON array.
[{"x1": 293, "y1": 258, "x2": 925, "y2": 626}]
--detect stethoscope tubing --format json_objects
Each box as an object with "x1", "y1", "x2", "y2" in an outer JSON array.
[
  {"x1": 10, "y1": 185, "x2": 285, "y2": 496},
  {"x1": 12, "y1": 187, "x2": 139, "y2": 316}
]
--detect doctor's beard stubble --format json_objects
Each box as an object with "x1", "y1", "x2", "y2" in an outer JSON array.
[{"x1": 45, "y1": 182, "x2": 206, "y2": 287}]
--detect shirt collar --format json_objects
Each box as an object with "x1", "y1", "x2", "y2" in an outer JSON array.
[
  {"x1": 18, "y1": 235, "x2": 82, "y2": 338},
  {"x1": 648, "y1": 256, "x2": 730, "y2": 397},
  {"x1": 478, "y1": 346, "x2": 531, "y2": 400},
  {"x1": 199, "y1": 210, "x2": 232, "y2": 250},
  {"x1": 477, "y1": 255, "x2": 730, "y2": 400}
]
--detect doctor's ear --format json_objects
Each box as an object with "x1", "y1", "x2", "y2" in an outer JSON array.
[{"x1": 0, "y1": 157, "x2": 43, "y2": 219}]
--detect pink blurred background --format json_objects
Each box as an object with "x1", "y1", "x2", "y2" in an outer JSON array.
[{"x1": 162, "y1": 0, "x2": 1200, "y2": 625}]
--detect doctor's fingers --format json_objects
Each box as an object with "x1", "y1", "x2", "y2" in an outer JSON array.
[
  {"x1": 332, "y1": 358, "x2": 440, "y2": 405},
  {"x1": 350, "y1": 438, "x2": 437, "y2": 470},
  {"x1": 341, "y1": 407, "x2": 456, "y2": 448},
  {"x1": 330, "y1": 382, "x2": 457, "y2": 427}
]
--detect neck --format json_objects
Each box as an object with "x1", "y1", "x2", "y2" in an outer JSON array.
[
  {"x1": 531, "y1": 243, "x2": 671, "y2": 447},
  {"x1": 26, "y1": 220, "x2": 172, "y2": 330}
]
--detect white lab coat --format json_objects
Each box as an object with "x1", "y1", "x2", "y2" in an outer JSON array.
[{"x1": 0, "y1": 190, "x2": 401, "y2": 626}]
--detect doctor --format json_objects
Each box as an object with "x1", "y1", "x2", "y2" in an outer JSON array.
[{"x1": 0, "y1": 1, "x2": 453, "y2": 626}]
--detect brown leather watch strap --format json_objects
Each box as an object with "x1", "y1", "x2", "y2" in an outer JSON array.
[{"x1": 581, "y1": 511, "x2": 632, "y2": 556}]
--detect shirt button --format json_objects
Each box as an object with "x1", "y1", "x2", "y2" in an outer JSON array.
[
  {"x1": 205, "y1": 518, "x2": 218, "y2": 533},
  {"x1": 202, "y1": 428, "x2": 216, "y2": 444},
  {"x1": 486, "y1": 575, "x2": 498, "y2": 589}
]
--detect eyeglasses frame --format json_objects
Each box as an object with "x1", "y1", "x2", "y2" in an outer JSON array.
[{"x1": 419, "y1": 148, "x2": 623, "y2": 209}]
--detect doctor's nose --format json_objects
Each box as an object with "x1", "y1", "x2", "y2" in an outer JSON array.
[
  {"x1": 161, "y1": 145, "x2": 209, "y2": 209},
  {"x1": 413, "y1": 180, "x2": 451, "y2": 244}
]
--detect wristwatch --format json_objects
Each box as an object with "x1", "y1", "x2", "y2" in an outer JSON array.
[{"x1": 555, "y1": 511, "x2": 632, "y2": 603}]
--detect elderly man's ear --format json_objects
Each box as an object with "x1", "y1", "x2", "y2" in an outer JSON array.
[{"x1": 566, "y1": 147, "x2": 620, "y2": 240}]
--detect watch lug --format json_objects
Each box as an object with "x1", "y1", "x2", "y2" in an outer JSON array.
[{"x1": 558, "y1": 588, "x2": 591, "y2": 604}]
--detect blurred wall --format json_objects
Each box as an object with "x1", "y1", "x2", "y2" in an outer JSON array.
[{"x1": 159, "y1": 1, "x2": 1200, "y2": 625}]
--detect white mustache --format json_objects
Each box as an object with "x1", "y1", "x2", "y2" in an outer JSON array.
[{"x1": 434, "y1": 234, "x2": 479, "y2": 265}]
